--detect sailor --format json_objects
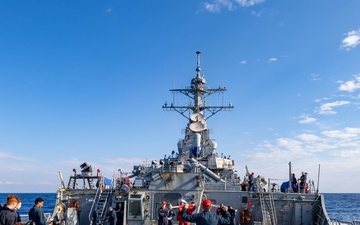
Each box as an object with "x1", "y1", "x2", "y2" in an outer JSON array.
[
  {"x1": 181, "y1": 199, "x2": 230, "y2": 225},
  {"x1": 299, "y1": 172, "x2": 305, "y2": 191},
  {"x1": 167, "y1": 204, "x2": 175, "y2": 225},
  {"x1": 227, "y1": 206, "x2": 236, "y2": 225},
  {"x1": 28, "y1": 197, "x2": 47, "y2": 225},
  {"x1": 106, "y1": 206, "x2": 117, "y2": 225},
  {"x1": 216, "y1": 203, "x2": 225, "y2": 225},
  {"x1": 158, "y1": 201, "x2": 169, "y2": 225},
  {"x1": 291, "y1": 173, "x2": 298, "y2": 192},
  {"x1": 0, "y1": 195, "x2": 20, "y2": 225},
  {"x1": 91, "y1": 208, "x2": 101, "y2": 225},
  {"x1": 248, "y1": 172, "x2": 254, "y2": 191},
  {"x1": 299, "y1": 172, "x2": 308, "y2": 193},
  {"x1": 240, "y1": 207, "x2": 252, "y2": 225},
  {"x1": 115, "y1": 202, "x2": 124, "y2": 225},
  {"x1": 241, "y1": 182, "x2": 247, "y2": 191},
  {"x1": 216, "y1": 203, "x2": 225, "y2": 216},
  {"x1": 177, "y1": 199, "x2": 195, "y2": 225},
  {"x1": 15, "y1": 200, "x2": 22, "y2": 225}
]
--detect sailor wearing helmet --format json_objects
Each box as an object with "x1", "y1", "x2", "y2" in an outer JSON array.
[
  {"x1": 158, "y1": 201, "x2": 169, "y2": 225},
  {"x1": 248, "y1": 172, "x2": 255, "y2": 191},
  {"x1": 181, "y1": 199, "x2": 230, "y2": 225}
]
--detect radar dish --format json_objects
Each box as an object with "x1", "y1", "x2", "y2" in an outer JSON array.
[
  {"x1": 189, "y1": 121, "x2": 206, "y2": 132},
  {"x1": 190, "y1": 113, "x2": 205, "y2": 122}
]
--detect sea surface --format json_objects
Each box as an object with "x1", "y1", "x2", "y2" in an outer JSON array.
[
  {"x1": 0, "y1": 193, "x2": 56, "y2": 215},
  {"x1": 1, "y1": 193, "x2": 359, "y2": 222},
  {"x1": 323, "y1": 193, "x2": 360, "y2": 222}
]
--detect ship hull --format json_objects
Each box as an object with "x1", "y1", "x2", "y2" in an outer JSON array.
[{"x1": 53, "y1": 176, "x2": 331, "y2": 225}]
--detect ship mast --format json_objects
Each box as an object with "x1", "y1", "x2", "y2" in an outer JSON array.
[{"x1": 162, "y1": 51, "x2": 234, "y2": 120}]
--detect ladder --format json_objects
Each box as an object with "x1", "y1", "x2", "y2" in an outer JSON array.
[
  {"x1": 259, "y1": 192, "x2": 277, "y2": 225},
  {"x1": 259, "y1": 192, "x2": 268, "y2": 224},
  {"x1": 67, "y1": 177, "x2": 75, "y2": 189},
  {"x1": 97, "y1": 189, "x2": 113, "y2": 219},
  {"x1": 315, "y1": 203, "x2": 326, "y2": 225},
  {"x1": 268, "y1": 193, "x2": 277, "y2": 225},
  {"x1": 89, "y1": 187, "x2": 113, "y2": 222}
]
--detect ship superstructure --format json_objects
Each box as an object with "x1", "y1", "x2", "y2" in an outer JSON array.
[
  {"x1": 162, "y1": 51, "x2": 234, "y2": 179},
  {"x1": 50, "y1": 51, "x2": 335, "y2": 225}
]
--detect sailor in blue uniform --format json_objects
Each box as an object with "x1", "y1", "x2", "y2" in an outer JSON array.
[
  {"x1": 181, "y1": 199, "x2": 230, "y2": 225},
  {"x1": 107, "y1": 206, "x2": 117, "y2": 225},
  {"x1": 227, "y1": 205, "x2": 236, "y2": 225},
  {"x1": 291, "y1": 173, "x2": 298, "y2": 192},
  {"x1": 28, "y1": 197, "x2": 47, "y2": 225},
  {"x1": 92, "y1": 208, "x2": 101, "y2": 225},
  {"x1": 0, "y1": 195, "x2": 20, "y2": 225},
  {"x1": 248, "y1": 172, "x2": 254, "y2": 191},
  {"x1": 158, "y1": 201, "x2": 169, "y2": 225}
]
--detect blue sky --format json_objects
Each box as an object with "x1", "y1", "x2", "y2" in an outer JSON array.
[{"x1": 0, "y1": 0, "x2": 359, "y2": 193}]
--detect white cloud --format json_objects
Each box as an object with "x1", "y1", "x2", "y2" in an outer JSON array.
[
  {"x1": 297, "y1": 133, "x2": 321, "y2": 142},
  {"x1": 310, "y1": 73, "x2": 320, "y2": 81},
  {"x1": 203, "y1": 3, "x2": 222, "y2": 13},
  {"x1": 238, "y1": 125, "x2": 360, "y2": 192},
  {"x1": 333, "y1": 149, "x2": 360, "y2": 158},
  {"x1": 203, "y1": 0, "x2": 265, "y2": 12},
  {"x1": 277, "y1": 22, "x2": 285, "y2": 27},
  {"x1": 317, "y1": 100, "x2": 350, "y2": 114},
  {"x1": 276, "y1": 138, "x2": 302, "y2": 151},
  {"x1": 299, "y1": 116, "x2": 317, "y2": 124},
  {"x1": 0, "y1": 151, "x2": 33, "y2": 162},
  {"x1": 268, "y1": 57, "x2": 277, "y2": 63},
  {"x1": 240, "y1": 60, "x2": 247, "y2": 65},
  {"x1": 236, "y1": 0, "x2": 265, "y2": 7},
  {"x1": 251, "y1": 9, "x2": 265, "y2": 17},
  {"x1": 344, "y1": 127, "x2": 360, "y2": 134},
  {"x1": 322, "y1": 127, "x2": 360, "y2": 139},
  {"x1": 314, "y1": 97, "x2": 330, "y2": 103},
  {"x1": 203, "y1": 0, "x2": 235, "y2": 13},
  {"x1": 338, "y1": 75, "x2": 360, "y2": 92},
  {"x1": 340, "y1": 29, "x2": 360, "y2": 51}
]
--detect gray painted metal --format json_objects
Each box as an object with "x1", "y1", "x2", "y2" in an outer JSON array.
[{"x1": 50, "y1": 51, "x2": 345, "y2": 225}]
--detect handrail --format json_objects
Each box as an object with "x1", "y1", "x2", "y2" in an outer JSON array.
[
  {"x1": 88, "y1": 186, "x2": 102, "y2": 223},
  {"x1": 99, "y1": 189, "x2": 113, "y2": 221}
]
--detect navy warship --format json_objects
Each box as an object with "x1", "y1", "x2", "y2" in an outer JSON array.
[{"x1": 49, "y1": 51, "x2": 352, "y2": 225}]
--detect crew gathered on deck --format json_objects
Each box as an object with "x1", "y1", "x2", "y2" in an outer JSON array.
[{"x1": 181, "y1": 199, "x2": 231, "y2": 225}]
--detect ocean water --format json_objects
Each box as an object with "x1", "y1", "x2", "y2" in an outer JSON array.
[
  {"x1": 323, "y1": 193, "x2": 360, "y2": 222},
  {"x1": 0, "y1": 193, "x2": 56, "y2": 215},
  {"x1": 1, "y1": 193, "x2": 359, "y2": 222}
]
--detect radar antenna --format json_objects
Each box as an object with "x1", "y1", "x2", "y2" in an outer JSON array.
[
  {"x1": 162, "y1": 51, "x2": 234, "y2": 120},
  {"x1": 196, "y1": 51, "x2": 201, "y2": 77}
]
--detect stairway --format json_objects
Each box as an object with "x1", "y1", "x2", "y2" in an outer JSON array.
[
  {"x1": 89, "y1": 187, "x2": 113, "y2": 222},
  {"x1": 259, "y1": 192, "x2": 277, "y2": 225},
  {"x1": 97, "y1": 189, "x2": 113, "y2": 219}
]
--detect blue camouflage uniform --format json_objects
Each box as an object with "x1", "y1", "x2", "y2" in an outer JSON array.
[
  {"x1": 108, "y1": 209, "x2": 117, "y2": 225},
  {"x1": 28, "y1": 205, "x2": 47, "y2": 225},
  {"x1": 0, "y1": 205, "x2": 17, "y2": 225},
  {"x1": 158, "y1": 207, "x2": 169, "y2": 225},
  {"x1": 181, "y1": 208, "x2": 230, "y2": 225},
  {"x1": 92, "y1": 209, "x2": 101, "y2": 225}
]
